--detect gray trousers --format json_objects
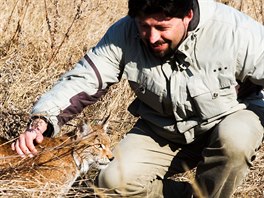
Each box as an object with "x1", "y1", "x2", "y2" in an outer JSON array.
[{"x1": 98, "y1": 109, "x2": 264, "y2": 198}]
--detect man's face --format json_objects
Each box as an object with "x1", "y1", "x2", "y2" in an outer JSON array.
[{"x1": 135, "y1": 12, "x2": 193, "y2": 58}]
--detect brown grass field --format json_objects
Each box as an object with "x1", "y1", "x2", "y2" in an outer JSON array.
[{"x1": 0, "y1": 0, "x2": 263, "y2": 197}]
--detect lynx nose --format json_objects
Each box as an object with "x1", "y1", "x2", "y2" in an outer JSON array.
[{"x1": 108, "y1": 155, "x2": 114, "y2": 161}]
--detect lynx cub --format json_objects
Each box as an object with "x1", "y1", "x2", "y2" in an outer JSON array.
[{"x1": 0, "y1": 118, "x2": 113, "y2": 196}]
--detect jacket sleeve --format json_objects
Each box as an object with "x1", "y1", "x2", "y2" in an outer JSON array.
[
  {"x1": 234, "y1": 15, "x2": 264, "y2": 112},
  {"x1": 235, "y1": 15, "x2": 264, "y2": 87},
  {"x1": 31, "y1": 19, "x2": 126, "y2": 136}
]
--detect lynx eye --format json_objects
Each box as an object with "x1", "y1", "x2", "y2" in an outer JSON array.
[{"x1": 94, "y1": 144, "x2": 103, "y2": 149}]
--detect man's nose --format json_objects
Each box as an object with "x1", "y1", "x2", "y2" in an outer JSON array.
[{"x1": 148, "y1": 28, "x2": 160, "y2": 44}]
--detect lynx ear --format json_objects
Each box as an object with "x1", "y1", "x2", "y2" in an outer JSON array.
[
  {"x1": 81, "y1": 122, "x2": 93, "y2": 136},
  {"x1": 103, "y1": 120, "x2": 109, "y2": 133},
  {"x1": 99, "y1": 114, "x2": 110, "y2": 133},
  {"x1": 76, "y1": 119, "x2": 93, "y2": 138}
]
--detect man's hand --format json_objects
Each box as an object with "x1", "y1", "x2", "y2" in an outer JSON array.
[{"x1": 11, "y1": 118, "x2": 48, "y2": 158}]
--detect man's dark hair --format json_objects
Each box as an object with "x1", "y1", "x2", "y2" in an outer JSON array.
[{"x1": 128, "y1": 0, "x2": 194, "y2": 19}]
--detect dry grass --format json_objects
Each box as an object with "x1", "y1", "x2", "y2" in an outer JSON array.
[{"x1": 0, "y1": 0, "x2": 263, "y2": 197}]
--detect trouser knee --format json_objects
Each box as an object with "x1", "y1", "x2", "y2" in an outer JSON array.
[
  {"x1": 98, "y1": 164, "x2": 123, "y2": 189},
  {"x1": 222, "y1": 140, "x2": 254, "y2": 166},
  {"x1": 98, "y1": 162, "x2": 146, "y2": 195},
  {"x1": 215, "y1": 111, "x2": 263, "y2": 166}
]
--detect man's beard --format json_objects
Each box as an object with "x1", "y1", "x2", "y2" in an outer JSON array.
[{"x1": 147, "y1": 40, "x2": 175, "y2": 58}]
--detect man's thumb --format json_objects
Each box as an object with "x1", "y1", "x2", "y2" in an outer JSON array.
[{"x1": 35, "y1": 133, "x2": 44, "y2": 143}]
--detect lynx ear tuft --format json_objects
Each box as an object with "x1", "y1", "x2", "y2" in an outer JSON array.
[{"x1": 98, "y1": 114, "x2": 110, "y2": 133}]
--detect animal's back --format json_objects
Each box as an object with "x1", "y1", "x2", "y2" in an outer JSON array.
[
  {"x1": 0, "y1": 135, "x2": 78, "y2": 192},
  {"x1": 0, "y1": 119, "x2": 113, "y2": 196}
]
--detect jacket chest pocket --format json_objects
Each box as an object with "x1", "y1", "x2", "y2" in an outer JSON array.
[
  {"x1": 126, "y1": 68, "x2": 166, "y2": 114},
  {"x1": 187, "y1": 75, "x2": 238, "y2": 120}
]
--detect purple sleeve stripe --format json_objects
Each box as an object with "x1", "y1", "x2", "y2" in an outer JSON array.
[{"x1": 84, "y1": 54, "x2": 103, "y2": 90}]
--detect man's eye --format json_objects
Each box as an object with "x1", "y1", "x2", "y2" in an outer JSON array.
[{"x1": 156, "y1": 26, "x2": 168, "y2": 31}]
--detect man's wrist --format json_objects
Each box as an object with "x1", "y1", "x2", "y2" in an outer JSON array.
[
  {"x1": 29, "y1": 116, "x2": 54, "y2": 137},
  {"x1": 28, "y1": 117, "x2": 48, "y2": 134}
]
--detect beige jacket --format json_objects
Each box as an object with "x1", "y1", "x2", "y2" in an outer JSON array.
[{"x1": 32, "y1": 0, "x2": 264, "y2": 143}]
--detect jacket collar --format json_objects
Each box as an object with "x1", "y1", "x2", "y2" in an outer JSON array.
[
  {"x1": 195, "y1": 0, "x2": 217, "y2": 30},
  {"x1": 188, "y1": 0, "x2": 200, "y2": 31}
]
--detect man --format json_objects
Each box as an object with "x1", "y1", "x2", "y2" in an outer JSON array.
[{"x1": 12, "y1": 0, "x2": 264, "y2": 197}]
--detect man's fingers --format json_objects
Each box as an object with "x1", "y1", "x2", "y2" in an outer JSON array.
[
  {"x1": 15, "y1": 139, "x2": 26, "y2": 158},
  {"x1": 11, "y1": 142, "x2": 15, "y2": 151},
  {"x1": 24, "y1": 133, "x2": 38, "y2": 154},
  {"x1": 11, "y1": 127, "x2": 45, "y2": 158},
  {"x1": 20, "y1": 134, "x2": 36, "y2": 157},
  {"x1": 12, "y1": 132, "x2": 38, "y2": 157}
]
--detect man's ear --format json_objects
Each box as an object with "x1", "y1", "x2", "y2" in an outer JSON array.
[{"x1": 183, "y1": 10, "x2": 194, "y2": 28}]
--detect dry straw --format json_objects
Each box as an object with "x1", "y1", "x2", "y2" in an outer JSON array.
[{"x1": 0, "y1": 0, "x2": 263, "y2": 197}]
